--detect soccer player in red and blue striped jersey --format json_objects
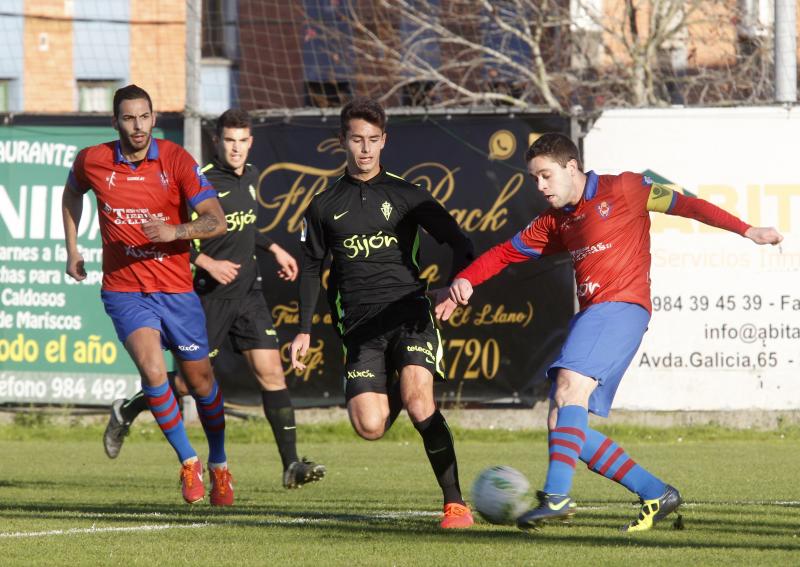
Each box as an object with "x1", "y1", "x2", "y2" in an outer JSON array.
[
  {"x1": 62, "y1": 85, "x2": 234, "y2": 506},
  {"x1": 436, "y1": 132, "x2": 782, "y2": 531}
]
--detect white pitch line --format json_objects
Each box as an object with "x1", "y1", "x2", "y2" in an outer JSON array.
[
  {"x1": 0, "y1": 522, "x2": 209, "y2": 539},
  {"x1": 375, "y1": 511, "x2": 440, "y2": 519},
  {"x1": 574, "y1": 500, "x2": 800, "y2": 510},
  {"x1": 0, "y1": 511, "x2": 442, "y2": 539}
]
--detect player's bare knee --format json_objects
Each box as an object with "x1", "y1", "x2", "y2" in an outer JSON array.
[
  {"x1": 256, "y1": 368, "x2": 287, "y2": 391},
  {"x1": 138, "y1": 363, "x2": 167, "y2": 386},
  {"x1": 353, "y1": 417, "x2": 387, "y2": 440},
  {"x1": 401, "y1": 387, "x2": 433, "y2": 420},
  {"x1": 405, "y1": 399, "x2": 435, "y2": 423},
  {"x1": 554, "y1": 388, "x2": 588, "y2": 408},
  {"x1": 182, "y1": 369, "x2": 214, "y2": 396},
  {"x1": 554, "y1": 373, "x2": 594, "y2": 407}
]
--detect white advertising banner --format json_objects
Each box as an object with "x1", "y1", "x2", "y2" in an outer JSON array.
[{"x1": 584, "y1": 107, "x2": 800, "y2": 411}]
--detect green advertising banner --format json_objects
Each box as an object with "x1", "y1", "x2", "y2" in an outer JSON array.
[{"x1": 0, "y1": 126, "x2": 164, "y2": 405}]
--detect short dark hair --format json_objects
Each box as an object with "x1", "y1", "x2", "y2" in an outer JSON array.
[
  {"x1": 340, "y1": 98, "x2": 386, "y2": 137},
  {"x1": 525, "y1": 132, "x2": 583, "y2": 171},
  {"x1": 113, "y1": 84, "x2": 152, "y2": 118},
  {"x1": 216, "y1": 108, "x2": 252, "y2": 136}
]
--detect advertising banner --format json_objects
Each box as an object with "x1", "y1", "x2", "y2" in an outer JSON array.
[
  {"x1": 213, "y1": 114, "x2": 575, "y2": 407},
  {"x1": 584, "y1": 107, "x2": 800, "y2": 411}
]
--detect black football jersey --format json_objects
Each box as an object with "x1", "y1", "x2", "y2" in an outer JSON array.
[
  {"x1": 192, "y1": 156, "x2": 273, "y2": 298},
  {"x1": 299, "y1": 168, "x2": 473, "y2": 333}
]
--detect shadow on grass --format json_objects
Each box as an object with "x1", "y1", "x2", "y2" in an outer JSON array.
[{"x1": 1, "y1": 501, "x2": 798, "y2": 553}]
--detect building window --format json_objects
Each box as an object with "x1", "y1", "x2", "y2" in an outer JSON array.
[
  {"x1": 302, "y1": 0, "x2": 354, "y2": 108},
  {"x1": 203, "y1": 0, "x2": 238, "y2": 60},
  {"x1": 78, "y1": 80, "x2": 117, "y2": 113}
]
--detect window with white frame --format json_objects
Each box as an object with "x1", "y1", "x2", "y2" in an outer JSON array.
[{"x1": 78, "y1": 80, "x2": 117, "y2": 113}]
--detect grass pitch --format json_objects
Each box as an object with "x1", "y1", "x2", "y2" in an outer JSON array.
[{"x1": 0, "y1": 416, "x2": 797, "y2": 566}]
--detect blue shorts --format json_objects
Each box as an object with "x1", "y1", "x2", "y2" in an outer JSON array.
[
  {"x1": 547, "y1": 302, "x2": 650, "y2": 417},
  {"x1": 101, "y1": 291, "x2": 210, "y2": 361}
]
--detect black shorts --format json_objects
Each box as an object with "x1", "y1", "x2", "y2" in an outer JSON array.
[
  {"x1": 200, "y1": 289, "x2": 280, "y2": 362},
  {"x1": 341, "y1": 295, "x2": 446, "y2": 401}
]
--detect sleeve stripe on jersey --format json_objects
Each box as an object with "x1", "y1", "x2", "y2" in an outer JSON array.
[
  {"x1": 188, "y1": 188, "x2": 218, "y2": 209},
  {"x1": 511, "y1": 232, "x2": 542, "y2": 258},
  {"x1": 666, "y1": 191, "x2": 678, "y2": 213}
]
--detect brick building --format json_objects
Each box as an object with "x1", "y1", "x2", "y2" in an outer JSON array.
[{"x1": 0, "y1": 0, "x2": 186, "y2": 113}]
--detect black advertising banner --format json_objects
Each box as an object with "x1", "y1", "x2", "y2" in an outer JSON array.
[{"x1": 211, "y1": 114, "x2": 574, "y2": 407}]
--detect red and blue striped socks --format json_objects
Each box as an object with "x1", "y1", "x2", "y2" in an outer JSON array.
[
  {"x1": 194, "y1": 381, "x2": 226, "y2": 465},
  {"x1": 543, "y1": 405, "x2": 588, "y2": 495},
  {"x1": 580, "y1": 428, "x2": 665, "y2": 499},
  {"x1": 142, "y1": 381, "x2": 195, "y2": 463}
]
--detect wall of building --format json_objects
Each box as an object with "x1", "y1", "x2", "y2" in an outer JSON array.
[{"x1": 4, "y1": 0, "x2": 185, "y2": 113}]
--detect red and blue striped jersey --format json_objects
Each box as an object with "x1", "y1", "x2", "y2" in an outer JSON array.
[
  {"x1": 68, "y1": 139, "x2": 216, "y2": 293},
  {"x1": 458, "y1": 171, "x2": 750, "y2": 313}
]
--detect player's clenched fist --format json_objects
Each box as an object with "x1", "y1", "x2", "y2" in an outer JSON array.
[
  {"x1": 65, "y1": 253, "x2": 87, "y2": 281},
  {"x1": 449, "y1": 278, "x2": 473, "y2": 305},
  {"x1": 142, "y1": 214, "x2": 177, "y2": 242}
]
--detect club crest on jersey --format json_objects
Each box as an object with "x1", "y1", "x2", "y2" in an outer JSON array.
[
  {"x1": 380, "y1": 201, "x2": 392, "y2": 221},
  {"x1": 642, "y1": 175, "x2": 654, "y2": 186},
  {"x1": 596, "y1": 200, "x2": 612, "y2": 219},
  {"x1": 160, "y1": 171, "x2": 169, "y2": 188},
  {"x1": 249, "y1": 184, "x2": 256, "y2": 200},
  {"x1": 106, "y1": 171, "x2": 117, "y2": 190}
]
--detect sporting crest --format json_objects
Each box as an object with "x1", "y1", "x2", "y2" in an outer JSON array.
[{"x1": 380, "y1": 201, "x2": 392, "y2": 221}]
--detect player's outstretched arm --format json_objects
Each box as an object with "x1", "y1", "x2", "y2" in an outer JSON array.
[
  {"x1": 744, "y1": 226, "x2": 783, "y2": 245},
  {"x1": 290, "y1": 333, "x2": 310, "y2": 371}
]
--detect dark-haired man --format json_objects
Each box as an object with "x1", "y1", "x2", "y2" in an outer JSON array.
[
  {"x1": 103, "y1": 109, "x2": 326, "y2": 489},
  {"x1": 290, "y1": 98, "x2": 475, "y2": 529},
  {"x1": 437, "y1": 132, "x2": 783, "y2": 532},
  {"x1": 63, "y1": 84, "x2": 234, "y2": 505}
]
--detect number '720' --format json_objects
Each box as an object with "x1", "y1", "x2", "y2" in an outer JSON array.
[{"x1": 445, "y1": 338, "x2": 500, "y2": 380}]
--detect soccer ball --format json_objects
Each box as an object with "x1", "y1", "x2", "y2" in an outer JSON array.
[{"x1": 470, "y1": 465, "x2": 532, "y2": 525}]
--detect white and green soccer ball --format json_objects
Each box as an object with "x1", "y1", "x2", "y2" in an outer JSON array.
[{"x1": 470, "y1": 465, "x2": 532, "y2": 525}]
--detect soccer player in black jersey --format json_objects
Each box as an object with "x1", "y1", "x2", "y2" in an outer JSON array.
[
  {"x1": 290, "y1": 98, "x2": 475, "y2": 528},
  {"x1": 104, "y1": 109, "x2": 325, "y2": 489}
]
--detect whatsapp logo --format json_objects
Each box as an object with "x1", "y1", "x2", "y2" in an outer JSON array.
[{"x1": 489, "y1": 130, "x2": 516, "y2": 161}]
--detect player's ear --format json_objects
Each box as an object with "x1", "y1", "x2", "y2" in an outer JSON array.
[
  {"x1": 152, "y1": 111, "x2": 157, "y2": 128},
  {"x1": 111, "y1": 115, "x2": 119, "y2": 131},
  {"x1": 567, "y1": 158, "x2": 578, "y2": 174}
]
